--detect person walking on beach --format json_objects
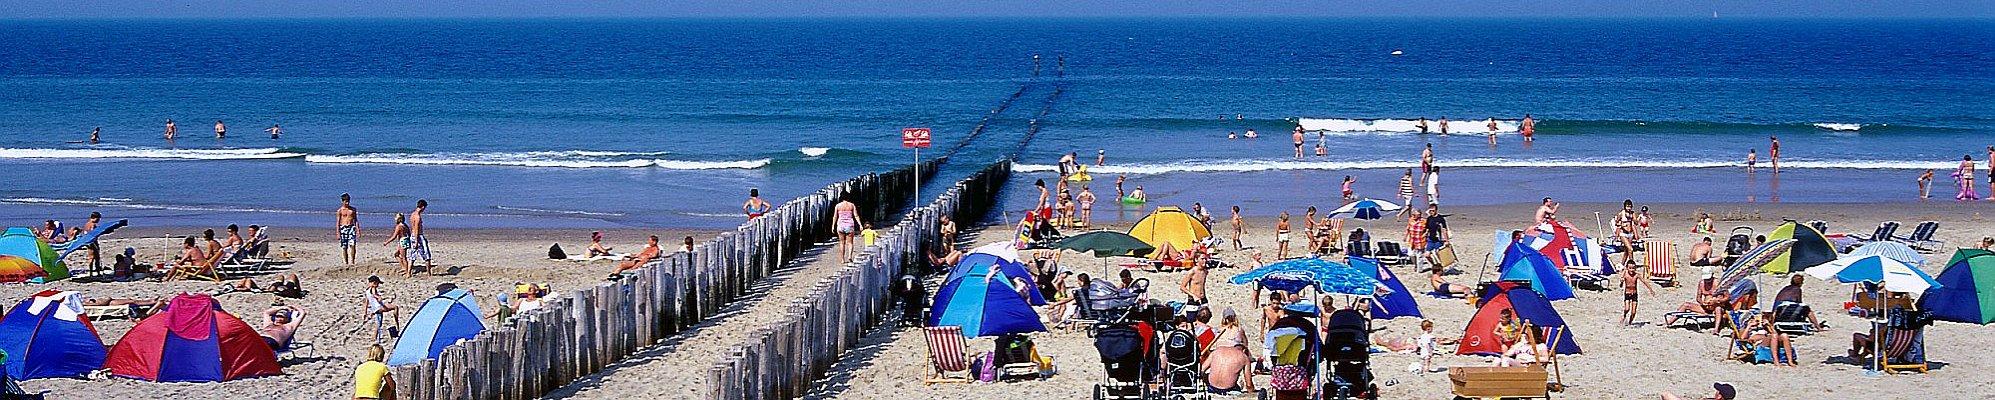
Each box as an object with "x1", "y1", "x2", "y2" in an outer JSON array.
[
  {"x1": 1275, "y1": 212, "x2": 1292, "y2": 259},
  {"x1": 742, "y1": 188, "x2": 772, "y2": 219},
  {"x1": 163, "y1": 119, "x2": 176, "y2": 140},
  {"x1": 214, "y1": 120, "x2": 227, "y2": 139},
  {"x1": 89, "y1": 127, "x2": 100, "y2": 144},
  {"x1": 1621, "y1": 262, "x2": 1660, "y2": 327},
  {"x1": 265, "y1": 124, "x2": 281, "y2": 139},
  {"x1": 1229, "y1": 205, "x2": 1246, "y2": 250},
  {"x1": 1768, "y1": 136, "x2": 1780, "y2": 172},
  {"x1": 1521, "y1": 114, "x2": 1535, "y2": 142},
  {"x1": 383, "y1": 214, "x2": 413, "y2": 278},
  {"x1": 1398, "y1": 169, "x2": 1415, "y2": 206},
  {"x1": 1420, "y1": 144, "x2": 1435, "y2": 175},
  {"x1": 1918, "y1": 169, "x2": 1934, "y2": 199},
  {"x1": 1425, "y1": 167, "x2": 1441, "y2": 205},
  {"x1": 834, "y1": 196, "x2": 863, "y2": 263},
  {"x1": 410, "y1": 200, "x2": 433, "y2": 273},
  {"x1": 337, "y1": 193, "x2": 359, "y2": 266},
  {"x1": 1292, "y1": 126, "x2": 1306, "y2": 159}
]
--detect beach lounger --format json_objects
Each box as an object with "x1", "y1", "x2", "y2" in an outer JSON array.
[
  {"x1": 1662, "y1": 311, "x2": 1715, "y2": 331},
  {"x1": 1850, "y1": 221, "x2": 1899, "y2": 243},
  {"x1": 1891, "y1": 221, "x2": 1944, "y2": 252},
  {"x1": 1346, "y1": 228, "x2": 1373, "y2": 258},
  {"x1": 1771, "y1": 303, "x2": 1817, "y2": 335},
  {"x1": 83, "y1": 304, "x2": 133, "y2": 320},
  {"x1": 922, "y1": 326, "x2": 974, "y2": 384},
  {"x1": 1374, "y1": 241, "x2": 1408, "y2": 265},
  {"x1": 1646, "y1": 241, "x2": 1679, "y2": 287}
]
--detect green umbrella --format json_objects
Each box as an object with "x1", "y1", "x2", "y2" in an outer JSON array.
[{"x1": 1053, "y1": 231, "x2": 1156, "y2": 275}]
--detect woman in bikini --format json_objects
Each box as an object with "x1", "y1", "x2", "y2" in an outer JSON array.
[{"x1": 382, "y1": 214, "x2": 413, "y2": 278}]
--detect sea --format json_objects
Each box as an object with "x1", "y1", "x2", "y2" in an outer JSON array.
[{"x1": 1, "y1": 18, "x2": 1991, "y2": 229}]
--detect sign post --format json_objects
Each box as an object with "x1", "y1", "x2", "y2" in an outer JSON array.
[{"x1": 901, "y1": 127, "x2": 932, "y2": 204}]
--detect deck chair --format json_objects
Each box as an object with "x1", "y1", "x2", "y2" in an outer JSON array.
[
  {"x1": 163, "y1": 261, "x2": 221, "y2": 282},
  {"x1": 1346, "y1": 228, "x2": 1373, "y2": 258},
  {"x1": 1771, "y1": 302, "x2": 1817, "y2": 335},
  {"x1": 923, "y1": 326, "x2": 974, "y2": 384},
  {"x1": 1374, "y1": 241, "x2": 1408, "y2": 265},
  {"x1": 1892, "y1": 221, "x2": 1944, "y2": 252},
  {"x1": 1880, "y1": 326, "x2": 1928, "y2": 373},
  {"x1": 1851, "y1": 221, "x2": 1900, "y2": 243},
  {"x1": 1663, "y1": 311, "x2": 1716, "y2": 331},
  {"x1": 1646, "y1": 241, "x2": 1679, "y2": 287},
  {"x1": 1430, "y1": 243, "x2": 1459, "y2": 270}
]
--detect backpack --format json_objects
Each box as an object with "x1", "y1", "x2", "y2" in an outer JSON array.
[
  {"x1": 548, "y1": 244, "x2": 567, "y2": 259},
  {"x1": 976, "y1": 351, "x2": 998, "y2": 382}
]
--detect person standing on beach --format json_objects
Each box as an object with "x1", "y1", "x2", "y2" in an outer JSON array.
[
  {"x1": 1485, "y1": 117, "x2": 1499, "y2": 145},
  {"x1": 82, "y1": 212, "x2": 102, "y2": 272},
  {"x1": 337, "y1": 193, "x2": 359, "y2": 266},
  {"x1": 1292, "y1": 126, "x2": 1306, "y2": 159},
  {"x1": 1115, "y1": 174, "x2": 1126, "y2": 199},
  {"x1": 1918, "y1": 169, "x2": 1934, "y2": 199},
  {"x1": 834, "y1": 197, "x2": 863, "y2": 263},
  {"x1": 1398, "y1": 169, "x2": 1415, "y2": 206},
  {"x1": 1768, "y1": 136, "x2": 1780, "y2": 172},
  {"x1": 163, "y1": 119, "x2": 176, "y2": 140},
  {"x1": 1535, "y1": 197, "x2": 1559, "y2": 224},
  {"x1": 410, "y1": 200, "x2": 433, "y2": 273},
  {"x1": 1960, "y1": 154, "x2": 1981, "y2": 201},
  {"x1": 1417, "y1": 117, "x2": 1430, "y2": 134},
  {"x1": 1745, "y1": 149, "x2": 1757, "y2": 173},
  {"x1": 383, "y1": 214, "x2": 413, "y2": 278},
  {"x1": 1425, "y1": 167, "x2": 1441, "y2": 205},
  {"x1": 1096, "y1": 149, "x2": 1106, "y2": 166},
  {"x1": 1077, "y1": 186, "x2": 1096, "y2": 227},
  {"x1": 1521, "y1": 114, "x2": 1535, "y2": 142},
  {"x1": 742, "y1": 188, "x2": 772, "y2": 219},
  {"x1": 1405, "y1": 208, "x2": 1427, "y2": 270},
  {"x1": 265, "y1": 124, "x2": 281, "y2": 139},
  {"x1": 214, "y1": 120, "x2": 226, "y2": 139},
  {"x1": 1275, "y1": 212, "x2": 1292, "y2": 259},
  {"x1": 1229, "y1": 206, "x2": 1246, "y2": 250},
  {"x1": 89, "y1": 127, "x2": 100, "y2": 144}
]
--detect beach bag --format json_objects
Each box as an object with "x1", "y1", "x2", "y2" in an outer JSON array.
[
  {"x1": 1269, "y1": 365, "x2": 1309, "y2": 391},
  {"x1": 548, "y1": 244, "x2": 566, "y2": 259},
  {"x1": 975, "y1": 351, "x2": 998, "y2": 382}
]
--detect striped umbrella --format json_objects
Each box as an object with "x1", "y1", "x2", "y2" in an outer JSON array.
[
  {"x1": 1808, "y1": 254, "x2": 1943, "y2": 293},
  {"x1": 1845, "y1": 241, "x2": 1923, "y2": 266},
  {"x1": 1717, "y1": 239, "x2": 1793, "y2": 289},
  {"x1": 1328, "y1": 198, "x2": 1404, "y2": 221}
]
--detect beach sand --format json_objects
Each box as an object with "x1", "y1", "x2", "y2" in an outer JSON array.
[
  {"x1": 808, "y1": 201, "x2": 1995, "y2": 399},
  {"x1": 3, "y1": 227, "x2": 716, "y2": 400}
]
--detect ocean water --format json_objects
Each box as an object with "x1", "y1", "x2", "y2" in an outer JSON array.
[{"x1": 1, "y1": 18, "x2": 1991, "y2": 228}]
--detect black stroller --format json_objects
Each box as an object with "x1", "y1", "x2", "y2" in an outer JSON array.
[
  {"x1": 1093, "y1": 319, "x2": 1149, "y2": 400},
  {"x1": 1159, "y1": 328, "x2": 1208, "y2": 399},
  {"x1": 1321, "y1": 309, "x2": 1378, "y2": 399},
  {"x1": 1721, "y1": 226, "x2": 1754, "y2": 266},
  {"x1": 892, "y1": 274, "x2": 927, "y2": 327}
]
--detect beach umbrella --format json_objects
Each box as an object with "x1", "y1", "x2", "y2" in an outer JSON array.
[
  {"x1": 929, "y1": 265, "x2": 1046, "y2": 338},
  {"x1": 1349, "y1": 256, "x2": 1422, "y2": 319},
  {"x1": 1807, "y1": 254, "x2": 1942, "y2": 294},
  {"x1": 0, "y1": 255, "x2": 43, "y2": 283},
  {"x1": 1328, "y1": 198, "x2": 1403, "y2": 221},
  {"x1": 1716, "y1": 239, "x2": 1793, "y2": 290},
  {"x1": 1844, "y1": 241, "x2": 1924, "y2": 266},
  {"x1": 1053, "y1": 231, "x2": 1155, "y2": 258},
  {"x1": 0, "y1": 228, "x2": 65, "y2": 282},
  {"x1": 1919, "y1": 249, "x2": 1995, "y2": 324},
  {"x1": 1229, "y1": 257, "x2": 1378, "y2": 296},
  {"x1": 1127, "y1": 207, "x2": 1210, "y2": 259},
  {"x1": 1518, "y1": 221, "x2": 1613, "y2": 274}
]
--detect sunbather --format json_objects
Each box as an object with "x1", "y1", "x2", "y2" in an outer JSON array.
[
  {"x1": 1661, "y1": 382, "x2": 1736, "y2": 400},
  {"x1": 167, "y1": 236, "x2": 212, "y2": 281},
  {"x1": 1743, "y1": 311, "x2": 1797, "y2": 366},
  {"x1": 1688, "y1": 237, "x2": 1722, "y2": 266},
  {"x1": 1496, "y1": 325, "x2": 1548, "y2": 367},
  {"x1": 1429, "y1": 266, "x2": 1470, "y2": 297},
  {"x1": 259, "y1": 303, "x2": 305, "y2": 351},
  {"x1": 1201, "y1": 308, "x2": 1257, "y2": 394},
  {"x1": 243, "y1": 225, "x2": 271, "y2": 259},
  {"x1": 586, "y1": 231, "x2": 614, "y2": 257},
  {"x1": 233, "y1": 274, "x2": 304, "y2": 298},
  {"x1": 929, "y1": 245, "x2": 965, "y2": 267},
  {"x1": 1667, "y1": 273, "x2": 1725, "y2": 326},
  {"x1": 611, "y1": 235, "x2": 662, "y2": 276}
]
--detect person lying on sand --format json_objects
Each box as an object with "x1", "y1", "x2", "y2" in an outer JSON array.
[
  {"x1": 260, "y1": 303, "x2": 305, "y2": 352},
  {"x1": 82, "y1": 297, "x2": 166, "y2": 318},
  {"x1": 929, "y1": 245, "x2": 965, "y2": 267},
  {"x1": 611, "y1": 235, "x2": 662, "y2": 277},
  {"x1": 1429, "y1": 266, "x2": 1470, "y2": 297},
  {"x1": 1661, "y1": 382, "x2": 1736, "y2": 400},
  {"x1": 231, "y1": 273, "x2": 305, "y2": 298}
]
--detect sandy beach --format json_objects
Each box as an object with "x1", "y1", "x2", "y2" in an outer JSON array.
[
  {"x1": 806, "y1": 201, "x2": 1995, "y2": 399},
  {"x1": 4, "y1": 227, "x2": 716, "y2": 400}
]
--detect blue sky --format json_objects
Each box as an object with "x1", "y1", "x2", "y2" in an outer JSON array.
[{"x1": 2, "y1": 0, "x2": 1988, "y2": 19}]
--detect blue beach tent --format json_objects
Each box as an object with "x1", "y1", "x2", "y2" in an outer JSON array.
[
  {"x1": 943, "y1": 243, "x2": 1046, "y2": 306},
  {"x1": 0, "y1": 290, "x2": 107, "y2": 379},
  {"x1": 1349, "y1": 257, "x2": 1422, "y2": 319},
  {"x1": 929, "y1": 267, "x2": 1046, "y2": 338},
  {"x1": 1498, "y1": 242, "x2": 1576, "y2": 301},
  {"x1": 388, "y1": 289, "x2": 485, "y2": 366}
]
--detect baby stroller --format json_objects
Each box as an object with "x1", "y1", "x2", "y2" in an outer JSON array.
[
  {"x1": 1093, "y1": 321, "x2": 1150, "y2": 400},
  {"x1": 1720, "y1": 226, "x2": 1754, "y2": 266},
  {"x1": 892, "y1": 274, "x2": 927, "y2": 328},
  {"x1": 1160, "y1": 328, "x2": 1208, "y2": 399},
  {"x1": 1321, "y1": 309, "x2": 1378, "y2": 399}
]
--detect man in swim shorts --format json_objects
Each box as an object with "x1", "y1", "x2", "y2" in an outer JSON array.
[
  {"x1": 1292, "y1": 126, "x2": 1306, "y2": 159},
  {"x1": 259, "y1": 303, "x2": 304, "y2": 351},
  {"x1": 410, "y1": 199, "x2": 433, "y2": 271},
  {"x1": 337, "y1": 193, "x2": 359, "y2": 266}
]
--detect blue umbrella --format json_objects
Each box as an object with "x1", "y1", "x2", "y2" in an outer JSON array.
[
  {"x1": 929, "y1": 267, "x2": 1047, "y2": 338},
  {"x1": 1845, "y1": 241, "x2": 1923, "y2": 266},
  {"x1": 1230, "y1": 257, "x2": 1379, "y2": 296},
  {"x1": 1328, "y1": 198, "x2": 1404, "y2": 221},
  {"x1": 1807, "y1": 254, "x2": 1943, "y2": 293}
]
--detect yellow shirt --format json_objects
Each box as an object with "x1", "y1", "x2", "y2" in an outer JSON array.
[
  {"x1": 861, "y1": 229, "x2": 878, "y2": 246},
  {"x1": 353, "y1": 361, "x2": 390, "y2": 398}
]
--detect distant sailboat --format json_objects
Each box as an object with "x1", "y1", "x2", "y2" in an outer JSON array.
[
  {"x1": 1390, "y1": 49, "x2": 1404, "y2": 56},
  {"x1": 1712, "y1": 11, "x2": 1719, "y2": 18}
]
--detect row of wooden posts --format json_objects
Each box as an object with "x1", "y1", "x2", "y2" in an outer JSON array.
[
  {"x1": 703, "y1": 160, "x2": 1013, "y2": 399},
  {"x1": 387, "y1": 158, "x2": 943, "y2": 400}
]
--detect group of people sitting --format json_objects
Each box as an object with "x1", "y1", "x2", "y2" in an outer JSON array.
[{"x1": 167, "y1": 224, "x2": 273, "y2": 281}]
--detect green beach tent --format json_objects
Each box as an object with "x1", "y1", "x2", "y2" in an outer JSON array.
[
  {"x1": 1921, "y1": 249, "x2": 1995, "y2": 324},
  {"x1": 1759, "y1": 221, "x2": 1836, "y2": 275},
  {"x1": 0, "y1": 228, "x2": 66, "y2": 282}
]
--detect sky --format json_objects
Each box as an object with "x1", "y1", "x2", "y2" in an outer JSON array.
[{"x1": 2, "y1": 0, "x2": 1990, "y2": 19}]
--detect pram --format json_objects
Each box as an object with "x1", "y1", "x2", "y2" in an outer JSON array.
[
  {"x1": 1720, "y1": 226, "x2": 1754, "y2": 266},
  {"x1": 1093, "y1": 320, "x2": 1150, "y2": 400},
  {"x1": 893, "y1": 274, "x2": 927, "y2": 328},
  {"x1": 1159, "y1": 328, "x2": 1207, "y2": 399},
  {"x1": 1321, "y1": 309, "x2": 1378, "y2": 399}
]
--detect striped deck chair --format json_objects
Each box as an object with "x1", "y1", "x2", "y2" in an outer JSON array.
[
  {"x1": 1881, "y1": 326, "x2": 1928, "y2": 373},
  {"x1": 1646, "y1": 241, "x2": 1679, "y2": 287},
  {"x1": 923, "y1": 326, "x2": 974, "y2": 384}
]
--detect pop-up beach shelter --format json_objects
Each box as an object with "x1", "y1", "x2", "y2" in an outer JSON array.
[
  {"x1": 1497, "y1": 242, "x2": 1576, "y2": 301},
  {"x1": 1921, "y1": 249, "x2": 1995, "y2": 324},
  {"x1": 389, "y1": 288, "x2": 486, "y2": 366},
  {"x1": 1127, "y1": 206, "x2": 1210, "y2": 259},
  {"x1": 929, "y1": 263, "x2": 1047, "y2": 338},
  {"x1": 943, "y1": 242, "x2": 1045, "y2": 306},
  {"x1": 1458, "y1": 282, "x2": 1580, "y2": 356},
  {"x1": 105, "y1": 293, "x2": 281, "y2": 382},
  {"x1": 0, "y1": 228, "x2": 65, "y2": 282},
  {"x1": 0, "y1": 290, "x2": 107, "y2": 379},
  {"x1": 1348, "y1": 256, "x2": 1421, "y2": 319},
  {"x1": 1761, "y1": 221, "x2": 1837, "y2": 274}
]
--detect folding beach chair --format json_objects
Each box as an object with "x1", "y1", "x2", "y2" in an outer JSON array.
[
  {"x1": 1430, "y1": 243, "x2": 1458, "y2": 271},
  {"x1": 1646, "y1": 241, "x2": 1679, "y2": 287},
  {"x1": 923, "y1": 326, "x2": 974, "y2": 384},
  {"x1": 163, "y1": 261, "x2": 221, "y2": 282},
  {"x1": 1771, "y1": 302, "x2": 1817, "y2": 335},
  {"x1": 1662, "y1": 311, "x2": 1716, "y2": 332},
  {"x1": 1881, "y1": 326, "x2": 1928, "y2": 374},
  {"x1": 1851, "y1": 221, "x2": 1899, "y2": 243},
  {"x1": 1892, "y1": 221, "x2": 1944, "y2": 252}
]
